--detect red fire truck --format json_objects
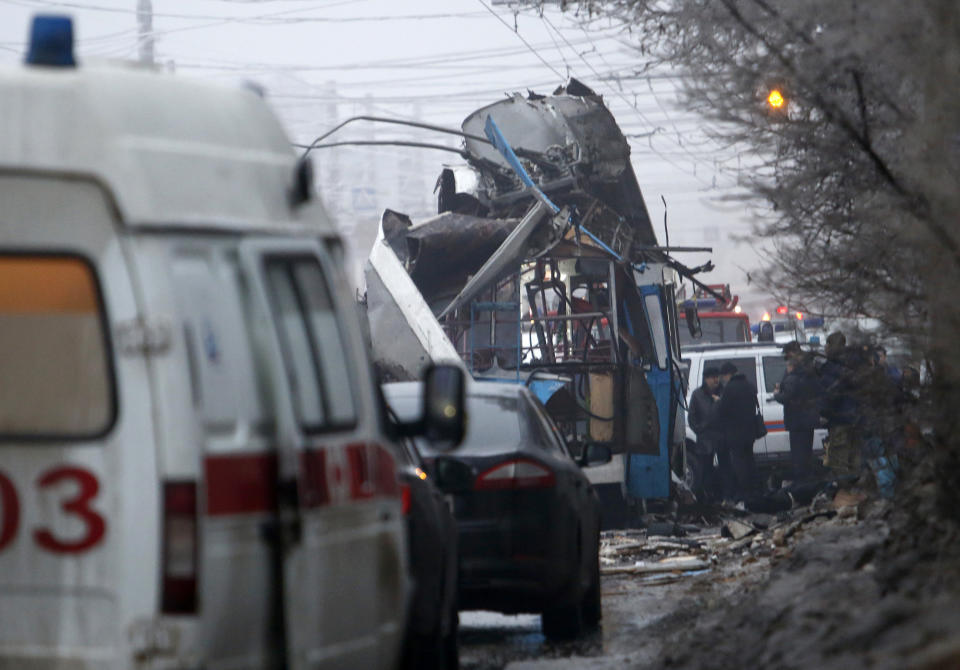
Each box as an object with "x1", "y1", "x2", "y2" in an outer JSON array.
[{"x1": 679, "y1": 284, "x2": 752, "y2": 346}]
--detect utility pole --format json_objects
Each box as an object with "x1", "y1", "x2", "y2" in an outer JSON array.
[
  {"x1": 322, "y1": 80, "x2": 340, "y2": 220},
  {"x1": 137, "y1": 0, "x2": 154, "y2": 65}
]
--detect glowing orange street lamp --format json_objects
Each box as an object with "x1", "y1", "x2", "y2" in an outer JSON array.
[{"x1": 767, "y1": 89, "x2": 785, "y2": 109}]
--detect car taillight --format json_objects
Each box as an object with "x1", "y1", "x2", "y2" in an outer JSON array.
[
  {"x1": 162, "y1": 481, "x2": 198, "y2": 615},
  {"x1": 474, "y1": 459, "x2": 556, "y2": 490},
  {"x1": 400, "y1": 483, "x2": 412, "y2": 516}
]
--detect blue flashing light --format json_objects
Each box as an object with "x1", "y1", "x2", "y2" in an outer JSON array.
[{"x1": 26, "y1": 15, "x2": 76, "y2": 67}]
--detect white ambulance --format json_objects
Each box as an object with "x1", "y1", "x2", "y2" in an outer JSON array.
[
  {"x1": 0, "y1": 14, "x2": 464, "y2": 670},
  {"x1": 682, "y1": 342, "x2": 827, "y2": 463}
]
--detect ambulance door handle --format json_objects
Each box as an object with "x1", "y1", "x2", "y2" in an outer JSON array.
[
  {"x1": 260, "y1": 478, "x2": 302, "y2": 547},
  {"x1": 259, "y1": 514, "x2": 302, "y2": 546}
]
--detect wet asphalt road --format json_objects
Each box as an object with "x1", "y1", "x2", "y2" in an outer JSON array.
[
  {"x1": 457, "y1": 573, "x2": 699, "y2": 669},
  {"x1": 456, "y1": 544, "x2": 773, "y2": 670}
]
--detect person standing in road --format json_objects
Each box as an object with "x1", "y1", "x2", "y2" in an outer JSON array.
[
  {"x1": 717, "y1": 362, "x2": 760, "y2": 501},
  {"x1": 688, "y1": 366, "x2": 722, "y2": 502},
  {"x1": 782, "y1": 340, "x2": 802, "y2": 364},
  {"x1": 774, "y1": 352, "x2": 821, "y2": 481},
  {"x1": 818, "y1": 331, "x2": 860, "y2": 474}
]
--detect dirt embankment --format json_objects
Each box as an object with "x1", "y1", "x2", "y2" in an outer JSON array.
[{"x1": 654, "y1": 462, "x2": 960, "y2": 670}]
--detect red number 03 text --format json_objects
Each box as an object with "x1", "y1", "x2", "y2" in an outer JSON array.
[{"x1": 0, "y1": 466, "x2": 106, "y2": 554}]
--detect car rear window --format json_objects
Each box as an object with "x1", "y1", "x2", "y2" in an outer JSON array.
[
  {"x1": 702, "y1": 356, "x2": 757, "y2": 389},
  {"x1": 0, "y1": 255, "x2": 114, "y2": 438},
  {"x1": 386, "y1": 391, "x2": 534, "y2": 456},
  {"x1": 456, "y1": 394, "x2": 537, "y2": 455}
]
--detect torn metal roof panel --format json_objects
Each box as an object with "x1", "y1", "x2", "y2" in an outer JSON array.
[
  {"x1": 365, "y1": 212, "x2": 468, "y2": 381},
  {"x1": 460, "y1": 79, "x2": 656, "y2": 249},
  {"x1": 387, "y1": 210, "x2": 520, "y2": 299}
]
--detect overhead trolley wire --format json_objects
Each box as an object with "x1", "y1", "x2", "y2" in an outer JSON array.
[
  {"x1": 475, "y1": 0, "x2": 564, "y2": 80},
  {"x1": 544, "y1": 12, "x2": 745, "y2": 188},
  {"x1": 473, "y1": 1, "x2": 714, "y2": 189},
  {"x1": 8, "y1": 0, "x2": 429, "y2": 21},
  {"x1": 155, "y1": 32, "x2": 618, "y2": 73},
  {"x1": 535, "y1": 11, "x2": 718, "y2": 190},
  {"x1": 565, "y1": 16, "x2": 739, "y2": 173}
]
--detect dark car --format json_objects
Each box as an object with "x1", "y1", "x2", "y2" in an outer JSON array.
[
  {"x1": 391, "y1": 428, "x2": 460, "y2": 670},
  {"x1": 384, "y1": 381, "x2": 610, "y2": 640}
]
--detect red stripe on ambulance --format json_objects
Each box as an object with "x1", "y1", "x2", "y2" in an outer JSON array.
[
  {"x1": 204, "y1": 444, "x2": 400, "y2": 516},
  {"x1": 205, "y1": 453, "x2": 278, "y2": 516}
]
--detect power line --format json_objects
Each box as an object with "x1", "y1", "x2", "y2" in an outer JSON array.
[
  {"x1": 262, "y1": 70, "x2": 595, "y2": 103},
  {"x1": 9, "y1": 0, "x2": 406, "y2": 21},
  {"x1": 123, "y1": 32, "x2": 618, "y2": 73},
  {"x1": 475, "y1": 0, "x2": 564, "y2": 80},
  {"x1": 528, "y1": 10, "x2": 716, "y2": 189},
  {"x1": 539, "y1": 12, "x2": 571, "y2": 79},
  {"x1": 566, "y1": 16, "x2": 726, "y2": 172},
  {"x1": 541, "y1": 12, "x2": 746, "y2": 190},
  {"x1": 466, "y1": 3, "x2": 715, "y2": 189},
  {"x1": 7, "y1": 0, "x2": 479, "y2": 60},
  {"x1": 204, "y1": 0, "x2": 373, "y2": 3}
]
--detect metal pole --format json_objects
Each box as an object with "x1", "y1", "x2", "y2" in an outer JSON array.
[
  {"x1": 608, "y1": 261, "x2": 620, "y2": 364},
  {"x1": 516, "y1": 271, "x2": 522, "y2": 382},
  {"x1": 136, "y1": 0, "x2": 154, "y2": 65}
]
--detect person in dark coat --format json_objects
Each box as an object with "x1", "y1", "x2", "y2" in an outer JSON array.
[
  {"x1": 688, "y1": 366, "x2": 722, "y2": 501},
  {"x1": 817, "y1": 332, "x2": 861, "y2": 473},
  {"x1": 717, "y1": 361, "x2": 760, "y2": 500},
  {"x1": 774, "y1": 354, "x2": 821, "y2": 480}
]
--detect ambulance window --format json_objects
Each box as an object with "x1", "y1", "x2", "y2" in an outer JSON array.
[
  {"x1": 706, "y1": 357, "x2": 758, "y2": 389},
  {"x1": 265, "y1": 256, "x2": 357, "y2": 432},
  {"x1": 0, "y1": 255, "x2": 114, "y2": 438},
  {"x1": 762, "y1": 355, "x2": 787, "y2": 393},
  {"x1": 291, "y1": 261, "x2": 356, "y2": 424}
]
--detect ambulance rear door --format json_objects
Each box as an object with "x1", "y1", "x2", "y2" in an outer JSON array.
[
  {"x1": 0, "y1": 174, "x2": 158, "y2": 669},
  {"x1": 239, "y1": 236, "x2": 407, "y2": 670},
  {"x1": 127, "y1": 231, "x2": 281, "y2": 668}
]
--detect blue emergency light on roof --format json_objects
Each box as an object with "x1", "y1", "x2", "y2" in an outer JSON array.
[{"x1": 26, "y1": 15, "x2": 76, "y2": 67}]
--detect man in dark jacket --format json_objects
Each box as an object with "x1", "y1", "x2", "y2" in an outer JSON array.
[
  {"x1": 774, "y1": 354, "x2": 821, "y2": 480},
  {"x1": 688, "y1": 366, "x2": 722, "y2": 501},
  {"x1": 717, "y1": 362, "x2": 760, "y2": 500},
  {"x1": 817, "y1": 332, "x2": 861, "y2": 473}
]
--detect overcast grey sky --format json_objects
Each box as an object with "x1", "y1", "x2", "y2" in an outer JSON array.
[{"x1": 0, "y1": 0, "x2": 774, "y2": 316}]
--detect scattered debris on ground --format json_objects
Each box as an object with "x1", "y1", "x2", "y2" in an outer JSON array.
[
  {"x1": 599, "y1": 483, "x2": 857, "y2": 586},
  {"x1": 643, "y1": 462, "x2": 960, "y2": 670}
]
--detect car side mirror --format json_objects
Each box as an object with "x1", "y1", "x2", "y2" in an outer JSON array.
[
  {"x1": 684, "y1": 305, "x2": 702, "y2": 339},
  {"x1": 421, "y1": 363, "x2": 466, "y2": 450},
  {"x1": 577, "y1": 443, "x2": 612, "y2": 468},
  {"x1": 432, "y1": 456, "x2": 474, "y2": 493}
]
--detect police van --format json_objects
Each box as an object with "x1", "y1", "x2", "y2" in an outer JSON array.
[
  {"x1": 0, "y1": 15, "x2": 463, "y2": 670},
  {"x1": 682, "y1": 342, "x2": 827, "y2": 464}
]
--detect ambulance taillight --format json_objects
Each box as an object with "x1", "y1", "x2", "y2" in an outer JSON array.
[{"x1": 161, "y1": 481, "x2": 198, "y2": 614}]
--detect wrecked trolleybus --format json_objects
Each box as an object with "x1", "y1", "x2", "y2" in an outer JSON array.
[{"x1": 364, "y1": 80, "x2": 719, "y2": 525}]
